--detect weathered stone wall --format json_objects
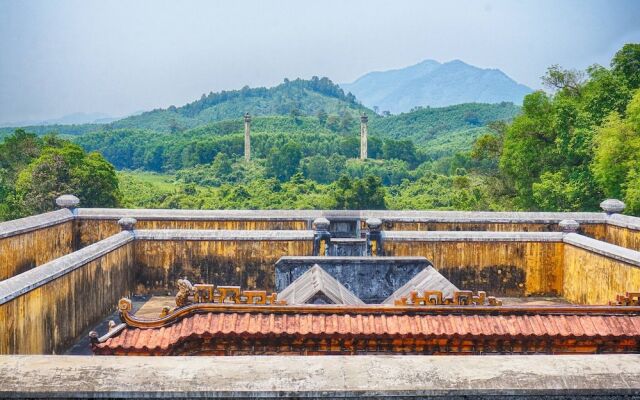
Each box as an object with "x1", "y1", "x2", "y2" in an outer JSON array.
[
  {"x1": 0, "y1": 232, "x2": 135, "y2": 354},
  {"x1": 77, "y1": 217, "x2": 311, "y2": 247},
  {"x1": 562, "y1": 233, "x2": 640, "y2": 305},
  {"x1": 605, "y1": 215, "x2": 640, "y2": 251},
  {"x1": 383, "y1": 232, "x2": 564, "y2": 297},
  {"x1": 133, "y1": 230, "x2": 314, "y2": 293},
  {"x1": 0, "y1": 210, "x2": 75, "y2": 281}
]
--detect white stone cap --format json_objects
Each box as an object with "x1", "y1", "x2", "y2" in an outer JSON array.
[
  {"x1": 55, "y1": 194, "x2": 80, "y2": 209},
  {"x1": 366, "y1": 217, "x2": 383, "y2": 230},
  {"x1": 559, "y1": 219, "x2": 580, "y2": 233},
  {"x1": 600, "y1": 199, "x2": 625, "y2": 215},
  {"x1": 312, "y1": 217, "x2": 330, "y2": 230},
  {"x1": 117, "y1": 217, "x2": 137, "y2": 231}
]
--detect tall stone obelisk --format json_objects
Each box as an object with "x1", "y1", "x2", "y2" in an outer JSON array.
[
  {"x1": 244, "y1": 112, "x2": 251, "y2": 162},
  {"x1": 360, "y1": 113, "x2": 368, "y2": 160}
]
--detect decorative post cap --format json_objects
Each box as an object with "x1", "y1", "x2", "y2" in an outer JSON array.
[
  {"x1": 244, "y1": 112, "x2": 251, "y2": 122},
  {"x1": 366, "y1": 217, "x2": 383, "y2": 231},
  {"x1": 559, "y1": 219, "x2": 580, "y2": 233},
  {"x1": 117, "y1": 217, "x2": 137, "y2": 231},
  {"x1": 88, "y1": 330, "x2": 99, "y2": 345},
  {"x1": 360, "y1": 113, "x2": 368, "y2": 123},
  {"x1": 600, "y1": 199, "x2": 625, "y2": 215},
  {"x1": 55, "y1": 194, "x2": 80, "y2": 209},
  {"x1": 312, "y1": 217, "x2": 330, "y2": 231}
]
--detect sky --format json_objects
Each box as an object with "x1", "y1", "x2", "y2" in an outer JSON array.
[{"x1": 1, "y1": 0, "x2": 639, "y2": 125}]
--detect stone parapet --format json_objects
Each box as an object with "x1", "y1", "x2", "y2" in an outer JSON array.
[
  {"x1": 0, "y1": 355, "x2": 639, "y2": 397},
  {"x1": 563, "y1": 232, "x2": 640, "y2": 267},
  {"x1": 0, "y1": 208, "x2": 73, "y2": 239},
  {"x1": 385, "y1": 231, "x2": 565, "y2": 242},
  {"x1": 133, "y1": 229, "x2": 314, "y2": 241},
  {"x1": 0, "y1": 231, "x2": 134, "y2": 305}
]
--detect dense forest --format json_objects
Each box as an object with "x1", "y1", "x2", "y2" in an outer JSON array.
[{"x1": 1, "y1": 43, "x2": 638, "y2": 220}]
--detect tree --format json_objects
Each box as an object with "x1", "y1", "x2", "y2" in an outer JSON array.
[
  {"x1": 265, "y1": 141, "x2": 302, "y2": 181},
  {"x1": 611, "y1": 43, "x2": 640, "y2": 89},
  {"x1": 592, "y1": 90, "x2": 640, "y2": 212},
  {"x1": 541, "y1": 64, "x2": 585, "y2": 95},
  {"x1": 316, "y1": 109, "x2": 328, "y2": 125},
  {"x1": 333, "y1": 175, "x2": 386, "y2": 209},
  {"x1": 12, "y1": 143, "x2": 120, "y2": 216}
]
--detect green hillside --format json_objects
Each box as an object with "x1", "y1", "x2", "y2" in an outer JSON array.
[
  {"x1": 369, "y1": 102, "x2": 520, "y2": 143},
  {"x1": 108, "y1": 77, "x2": 368, "y2": 132}
]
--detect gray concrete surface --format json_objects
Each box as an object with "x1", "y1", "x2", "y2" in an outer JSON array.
[
  {"x1": 1, "y1": 355, "x2": 639, "y2": 398},
  {"x1": 134, "y1": 229, "x2": 314, "y2": 241},
  {"x1": 77, "y1": 207, "x2": 613, "y2": 224},
  {"x1": 385, "y1": 231, "x2": 564, "y2": 242}
]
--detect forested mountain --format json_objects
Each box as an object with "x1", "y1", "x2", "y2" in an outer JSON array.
[
  {"x1": 0, "y1": 77, "x2": 366, "y2": 137},
  {"x1": 108, "y1": 77, "x2": 367, "y2": 132},
  {"x1": 341, "y1": 59, "x2": 532, "y2": 113},
  {"x1": 74, "y1": 102, "x2": 520, "y2": 173}
]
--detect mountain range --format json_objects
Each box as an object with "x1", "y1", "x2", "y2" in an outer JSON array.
[{"x1": 341, "y1": 59, "x2": 532, "y2": 114}]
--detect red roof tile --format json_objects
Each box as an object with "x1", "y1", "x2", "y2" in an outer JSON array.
[{"x1": 97, "y1": 311, "x2": 640, "y2": 352}]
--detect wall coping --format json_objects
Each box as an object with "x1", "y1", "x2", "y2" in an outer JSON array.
[
  {"x1": 277, "y1": 256, "x2": 429, "y2": 262},
  {"x1": 563, "y1": 233, "x2": 640, "y2": 268},
  {"x1": 384, "y1": 231, "x2": 565, "y2": 242},
  {"x1": 607, "y1": 213, "x2": 640, "y2": 230},
  {"x1": 0, "y1": 208, "x2": 73, "y2": 239},
  {"x1": 76, "y1": 208, "x2": 610, "y2": 224},
  {"x1": 0, "y1": 231, "x2": 134, "y2": 305},
  {"x1": 134, "y1": 229, "x2": 315, "y2": 241},
  {"x1": 1, "y1": 355, "x2": 639, "y2": 396}
]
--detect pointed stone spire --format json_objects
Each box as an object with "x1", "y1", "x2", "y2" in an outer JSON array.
[
  {"x1": 244, "y1": 112, "x2": 251, "y2": 161},
  {"x1": 360, "y1": 113, "x2": 368, "y2": 160}
]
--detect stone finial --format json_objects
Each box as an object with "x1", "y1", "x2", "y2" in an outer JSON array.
[
  {"x1": 117, "y1": 217, "x2": 137, "y2": 231},
  {"x1": 244, "y1": 112, "x2": 251, "y2": 123},
  {"x1": 55, "y1": 194, "x2": 80, "y2": 209},
  {"x1": 360, "y1": 113, "x2": 368, "y2": 123},
  {"x1": 559, "y1": 219, "x2": 580, "y2": 233},
  {"x1": 312, "y1": 217, "x2": 330, "y2": 231},
  {"x1": 600, "y1": 199, "x2": 625, "y2": 215},
  {"x1": 366, "y1": 217, "x2": 383, "y2": 232},
  {"x1": 88, "y1": 330, "x2": 99, "y2": 345}
]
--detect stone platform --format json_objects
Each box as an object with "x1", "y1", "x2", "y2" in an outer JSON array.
[{"x1": 1, "y1": 355, "x2": 639, "y2": 398}]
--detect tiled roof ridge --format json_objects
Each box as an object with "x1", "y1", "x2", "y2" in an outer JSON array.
[
  {"x1": 114, "y1": 297, "x2": 640, "y2": 331},
  {"x1": 94, "y1": 312, "x2": 640, "y2": 353}
]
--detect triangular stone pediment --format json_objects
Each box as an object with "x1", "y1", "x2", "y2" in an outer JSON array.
[
  {"x1": 383, "y1": 265, "x2": 458, "y2": 305},
  {"x1": 277, "y1": 264, "x2": 365, "y2": 305}
]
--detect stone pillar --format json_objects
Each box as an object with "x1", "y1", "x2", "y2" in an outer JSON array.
[
  {"x1": 366, "y1": 217, "x2": 384, "y2": 256},
  {"x1": 312, "y1": 217, "x2": 331, "y2": 256},
  {"x1": 360, "y1": 113, "x2": 368, "y2": 160},
  {"x1": 600, "y1": 199, "x2": 625, "y2": 215},
  {"x1": 244, "y1": 113, "x2": 251, "y2": 162}
]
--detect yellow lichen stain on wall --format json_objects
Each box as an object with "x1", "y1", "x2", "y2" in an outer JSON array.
[
  {"x1": 384, "y1": 240, "x2": 563, "y2": 296},
  {"x1": 134, "y1": 239, "x2": 314, "y2": 293},
  {"x1": 562, "y1": 245, "x2": 640, "y2": 305},
  {"x1": 77, "y1": 219, "x2": 310, "y2": 247},
  {"x1": 605, "y1": 225, "x2": 640, "y2": 252},
  {"x1": 0, "y1": 244, "x2": 135, "y2": 355},
  {"x1": 0, "y1": 221, "x2": 74, "y2": 281}
]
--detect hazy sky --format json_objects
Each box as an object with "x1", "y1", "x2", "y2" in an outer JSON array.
[{"x1": 1, "y1": 0, "x2": 639, "y2": 125}]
